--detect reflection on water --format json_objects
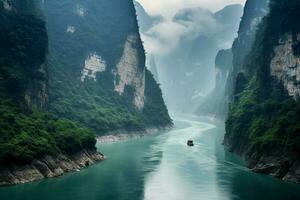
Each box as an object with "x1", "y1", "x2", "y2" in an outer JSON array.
[
  {"x1": 0, "y1": 114, "x2": 300, "y2": 200},
  {"x1": 144, "y1": 117, "x2": 222, "y2": 200}
]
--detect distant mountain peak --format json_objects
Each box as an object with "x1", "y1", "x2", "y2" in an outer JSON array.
[{"x1": 134, "y1": 0, "x2": 162, "y2": 33}]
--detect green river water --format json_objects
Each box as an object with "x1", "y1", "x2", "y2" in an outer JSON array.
[{"x1": 1, "y1": 114, "x2": 300, "y2": 200}]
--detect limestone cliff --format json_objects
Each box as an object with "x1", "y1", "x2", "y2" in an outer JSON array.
[
  {"x1": 115, "y1": 34, "x2": 145, "y2": 109},
  {"x1": 0, "y1": 0, "x2": 171, "y2": 186},
  {"x1": 225, "y1": 0, "x2": 300, "y2": 183},
  {"x1": 41, "y1": 0, "x2": 171, "y2": 133},
  {"x1": 270, "y1": 34, "x2": 300, "y2": 99},
  {"x1": 226, "y1": 0, "x2": 269, "y2": 102},
  {"x1": 0, "y1": 0, "x2": 103, "y2": 186}
]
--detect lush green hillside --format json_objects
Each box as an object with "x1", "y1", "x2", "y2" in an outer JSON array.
[
  {"x1": 225, "y1": 0, "x2": 300, "y2": 182},
  {"x1": 0, "y1": 0, "x2": 171, "y2": 167},
  {"x1": 0, "y1": 1, "x2": 96, "y2": 166},
  {"x1": 43, "y1": 0, "x2": 172, "y2": 134}
]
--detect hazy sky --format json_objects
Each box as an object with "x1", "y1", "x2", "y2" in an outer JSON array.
[
  {"x1": 137, "y1": 0, "x2": 246, "y2": 56},
  {"x1": 137, "y1": 0, "x2": 246, "y2": 18}
]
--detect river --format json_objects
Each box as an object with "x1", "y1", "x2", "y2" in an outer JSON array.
[{"x1": 1, "y1": 114, "x2": 300, "y2": 200}]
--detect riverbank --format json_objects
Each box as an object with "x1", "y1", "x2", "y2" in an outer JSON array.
[
  {"x1": 224, "y1": 137, "x2": 300, "y2": 184},
  {"x1": 248, "y1": 151, "x2": 300, "y2": 184},
  {"x1": 0, "y1": 126, "x2": 172, "y2": 186},
  {"x1": 0, "y1": 149, "x2": 105, "y2": 186},
  {"x1": 97, "y1": 127, "x2": 172, "y2": 143}
]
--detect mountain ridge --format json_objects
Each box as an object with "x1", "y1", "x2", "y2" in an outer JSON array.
[
  {"x1": 224, "y1": 0, "x2": 300, "y2": 183},
  {"x1": 0, "y1": 0, "x2": 171, "y2": 185}
]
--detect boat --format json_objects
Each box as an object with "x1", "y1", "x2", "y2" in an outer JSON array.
[{"x1": 187, "y1": 140, "x2": 194, "y2": 146}]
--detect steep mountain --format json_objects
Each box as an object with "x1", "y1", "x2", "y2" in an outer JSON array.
[
  {"x1": 0, "y1": 0, "x2": 171, "y2": 185},
  {"x1": 42, "y1": 0, "x2": 171, "y2": 134},
  {"x1": 134, "y1": 1, "x2": 162, "y2": 83},
  {"x1": 214, "y1": 4, "x2": 247, "y2": 48},
  {"x1": 197, "y1": 49, "x2": 232, "y2": 118},
  {"x1": 134, "y1": 1, "x2": 162, "y2": 33},
  {"x1": 0, "y1": 0, "x2": 103, "y2": 185},
  {"x1": 226, "y1": 0, "x2": 269, "y2": 102},
  {"x1": 224, "y1": 0, "x2": 300, "y2": 183},
  {"x1": 198, "y1": 1, "x2": 269, "y2": 118},
  {"x1": 157, "y1": 4, "x2": 243, "y2": 111},
  {"x1": 0, "y1": 0, "x2": 48, "y2": 110}
]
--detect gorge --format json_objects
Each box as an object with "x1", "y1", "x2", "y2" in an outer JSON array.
[{"x1": 0, "y1": 0, "x2": 300, "y2": 199}]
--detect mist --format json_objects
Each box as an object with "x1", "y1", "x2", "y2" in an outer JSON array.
[
  {"x1": 135, "y1": 0, "x2": 245, "y2": 112},
  {"x1": 137, "y1": 0, "x2": 246, "y2": 18}
]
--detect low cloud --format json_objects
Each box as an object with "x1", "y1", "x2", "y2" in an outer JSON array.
[
  {"x1": 142, "y1": 21, "x2": 186, "y2": 55},
  {"x1": 174, "y1": 8, "x2": 222, "y2": 39},
  {"x1": 138, "y1": 0, "x2": 245, "y2": 56},
  {"x1": 137, "y1": 0, "x2": 246, "y2": 18},
  {"x1": 141, "y1": 8, "x2": 223, "y2": 56}
]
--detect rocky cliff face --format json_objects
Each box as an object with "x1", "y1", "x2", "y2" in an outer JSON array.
[
  {"x1": 134, "y1": 1, "x2": 161, "y2": 84},
  {"x1": 225, "y1": 0, "x2": 300, "y2": 183},
  {"x1": 0, "y1": 0, "x2": 171, "y2": 186},
  {"x1": 227, "y1": 0, "x2": 269, "y2": 102},
  {"x1": 115, "y1": 34, "x2": 145, "y2": 109},
  {"x1": 41, "y1": 0, "x2": 171, "y2": 133},
  {"x1": 270, "y1": 34, "x2": 300, "y2": 99},
  {"x1": 0, "y1": 150, "x2": 104, "y2": 186},
  {"x1": 232, "y1": 0, "x2": 269, "y2": 74},
  {"x1": 0, "y1": 0, "x2": 102, "y2": 186}
]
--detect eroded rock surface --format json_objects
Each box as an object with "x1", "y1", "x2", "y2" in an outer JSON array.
[
  {"x1": 249, "y1": 152, "x2": 300, "y2": 184},
  {"x1": 271, "y1": 34, "x2": 300, "y2": 99},
  {"x1": 115, "y1": 34, "x2": 145, "y2": 109},
  {"x1": 0, "y1": 150, "x2": 105, "y2": 186}
]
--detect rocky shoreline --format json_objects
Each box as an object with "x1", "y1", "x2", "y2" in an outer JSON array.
[
  {"x1": 0, "y1": 127, "x2": 172, "y2": 186},
  {"x1": 0, "y1": 149, "x2": 105, "y2": 186},
  {"x1": 224, "y1": 137, "x2": 300, "y2": 184},
  {"x1": 247, "y1": 152, "x2": 300, "y2": 184}
]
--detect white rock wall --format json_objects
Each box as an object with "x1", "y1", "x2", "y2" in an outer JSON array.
[
  {"x1": 66, "y1": 25, "x2": 76, "y2": 34},
  {"x1": 81, "y1": 53, "x2": 106, "y2": 81},
  {"x1": 115, "y1": 34, "x2": 145, "y2": 109},
  {"x1": 270, "y1": 34, "x2": 300, "y2": 99}
]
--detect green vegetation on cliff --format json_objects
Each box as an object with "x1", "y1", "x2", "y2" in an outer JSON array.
[
  {"x1": 0, "y1": 4, "x2": 96, "y2": 166},
  {"x1": 0, "y1": 0, "x2": 172, "y2": 167},
  {"x1": 45, "y1": 0, "x2": 172, "y2": 134},
  {"x1": 225, "y1": 0, "x2": 300, "y2": 155},
  {"x1": 0, "y1": 107, "x2": 96, "y2": 166},
  {"x1": 143, "y1": 70, "x2": 171, "y2": 127}
]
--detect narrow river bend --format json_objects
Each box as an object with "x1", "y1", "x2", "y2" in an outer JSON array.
[{"x1": 1, "y1": 114, "x2": 300, "y2": 200}]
